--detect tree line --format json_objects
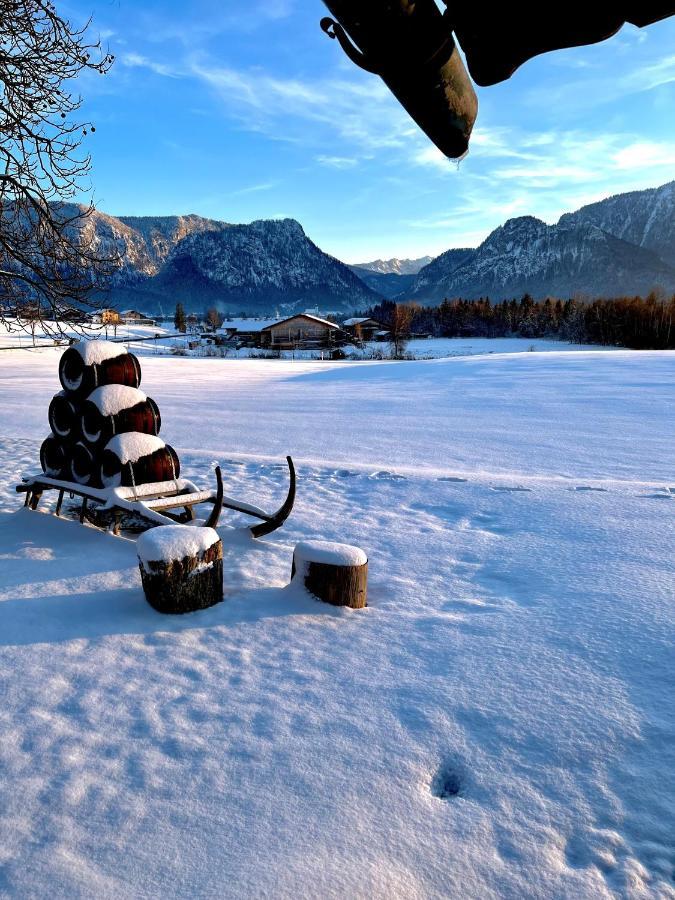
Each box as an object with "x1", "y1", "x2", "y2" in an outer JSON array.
[{"x1": 360, "y1": 294, "x2": 675, "y2": 350}]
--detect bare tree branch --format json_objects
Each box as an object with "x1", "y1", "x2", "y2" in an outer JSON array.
[{"x1": 0, "y1": 0, "x2": 115, "y2": 337}]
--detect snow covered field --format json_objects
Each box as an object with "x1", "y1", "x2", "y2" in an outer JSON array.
[
  {"x1": 0, "y1": 320, "x2": 615, "y2": 361},
  {"x1": 0, "y1": 345, "x2": 673, "y2": 898}
]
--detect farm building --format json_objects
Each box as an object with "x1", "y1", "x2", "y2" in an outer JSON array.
[
  {"x1": 342, "y1": 317, "x2": 383, "y2": 342},
  {"x1": 259, "y1": 314, "x2": 344, "y2": 350},
  {"x1": 219, "y1": 318, "x2": 282, "y2": 345},
  {"x1": 119, "y1": 309, "x2": 156, "y2": 325}
]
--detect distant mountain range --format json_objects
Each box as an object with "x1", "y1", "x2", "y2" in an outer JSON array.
[
  {"x1": 67, "y1": 180, "x2": 674, "y2": 315},
  {"x1": 400, "y1": 181, "x2": 675, "y2": 304},
  {"x1": 346, "y1": 256, "x2": 432, "y2": 299}
]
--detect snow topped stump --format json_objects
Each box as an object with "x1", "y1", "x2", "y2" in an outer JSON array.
[
  {"x1": 137, "y1": 525, "x2": 223, "y2": 614},
  {"x1": 292, "y1": 541, "x2": 368, "y2": 609}
]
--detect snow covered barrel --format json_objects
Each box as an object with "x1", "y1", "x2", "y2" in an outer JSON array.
[
  {"x1": 59, "y1": 340, "x2": 141, "y2": 396},
  {"x1": 137, "y1": 525, "x2": 223, "y2": 614},
  {"x1": 70, "y1": 441, "x2": 101, "y2": 487},
  {"x1": 40, "y1": 435, "x2": 69, "y2": 479},
  {"x1": 291, "y1": 540, "x2": 368, "y2": 608},
  {"x1": 48, "y1": 391, "x2": 83, "y2": 442},
  {"x1": 81, "y1": 386, "x2": 161, "y2": 447},
  {"x1": 100, "y1": 433, "x2": 180, "y2": 489}
]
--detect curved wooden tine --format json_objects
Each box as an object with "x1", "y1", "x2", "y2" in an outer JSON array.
[
  {"x1": 204, "y1": 466, "x2": 224, "y2": 529},
  {"x1": 250, "y1": 456, "x2": 296, "y2": 539}
]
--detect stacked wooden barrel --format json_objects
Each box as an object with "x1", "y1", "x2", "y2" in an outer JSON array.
[{"x1": 40, "y1": 339, "x2": 180, "y2": 490}]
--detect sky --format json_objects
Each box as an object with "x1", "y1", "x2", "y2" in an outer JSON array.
[{"x1": 65, "y1": 1, "x2": 675, "y2": 262}]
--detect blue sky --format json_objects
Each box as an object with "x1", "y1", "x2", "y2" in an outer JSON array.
[{"x1": 67, "y1": 1, "x2": 675, "y2": 262}]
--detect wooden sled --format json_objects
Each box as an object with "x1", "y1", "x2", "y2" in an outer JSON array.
[{"x1": 16, "y1": 456, "x2": 296, "y2": 539}]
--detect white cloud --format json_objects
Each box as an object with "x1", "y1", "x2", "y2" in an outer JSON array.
[
  {"x1": 625, "y1": 53, "x2": 675, "y2": 92},
  {"x1": 119, "y1": 52, "x2": 181, "y2": 79},
  {"x1": 188, "y1": 60, "x2": 418, "y2": 157},
  {"x1": 231, "y1": 181, "x2": 279, "y2": 196},
  {"x1": 613, "y1": 140, "x2": 675, "y2": 170},
  {"x1": 315, "y1": 155, "x2": 359, "y2": 169}
]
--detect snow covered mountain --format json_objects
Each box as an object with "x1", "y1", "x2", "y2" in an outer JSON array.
[
  {"x1": 61, "y1": 180, "x2": 675, "y2": 312},
  {"x1": 145, "y1": 218, "x2": 380, "y2": 313},
  {"x1": 559, "y1": 181, "x2": 675, "y2": 268},
  {"x1": 405, "y1": 181, "x2": 675, "y2": 303},
  {"x1": 346, "y1": 267, "x2": 415, "y2": 299},
  {"x1": 68, "y1": 209, "x2": 380, "y2": 314},
  {"x1": 348, "y1": 256, "x2": 434, "y2": 298},
  {"x1": 351, "y1": 256, "x2": 433, "y2": 275},
  {"x1": 402, "y1": 248, "x2": 477, "y2": 301},
  {"x1": 71, "y1": 206, "x2": 227, "y2": 284}
]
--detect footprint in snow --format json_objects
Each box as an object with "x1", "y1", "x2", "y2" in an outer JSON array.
[
  {"x1": 369, "y1": 470, "x2": 406, "y2": 481},
  {"x1": 640, "y1": 492, "x2": 673, "y2": 500},
  {"x1": 491, "y1": 486, "x2": 532, "y2": 493},
  {"x1": 437, "y1": 476, "x2": 468, "y2": 483},
  {"x1": 574, "y1": 486, "x2": 609, "y2": 493},
  {"x1": 431, "y1": 759, "x2": 467, "y2": 800}
]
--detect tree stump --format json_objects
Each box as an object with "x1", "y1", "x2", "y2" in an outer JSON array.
[
  {"x1": 137, "y1": 525, "x2": 223, "y2": 614},
  {"x1": 292, "y1": 540, "x2": 368, "y2": 608}
]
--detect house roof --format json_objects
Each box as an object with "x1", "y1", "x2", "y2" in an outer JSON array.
[
  {"x1": 261, "y1": 313, "x2": 340, "y2": 331},
  {"x1": 219, "y1": 318, "x2": 282, "y2": 334},
  {"x1": 342, "y1": 317, "x2": 378, "y2": 327}
]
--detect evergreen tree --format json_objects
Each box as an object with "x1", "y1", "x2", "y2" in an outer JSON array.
[{"x1": 174, "y1": 303, "x2": 187, "y2": 333}]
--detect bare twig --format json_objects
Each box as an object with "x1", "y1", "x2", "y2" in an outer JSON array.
[{"x1": 0, "y1": 0, "x2": 115, "y2": 337}]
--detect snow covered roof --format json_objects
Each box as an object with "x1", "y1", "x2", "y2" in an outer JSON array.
[
  {"x1": 261, "y1": 314, "x2": 340, "y2": 331},
  {"x1": 342, "y1": 317, "x2": 377, "y2": 327},
  {"x1": 219, "y1": 318, "x2": 282, "y2": 333}
]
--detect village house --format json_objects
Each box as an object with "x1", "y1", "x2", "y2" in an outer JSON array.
[
  {"x1": 89, "y1": 308, "x2": 120, "y2": 326},
  {"x1": 259, "y1": 313, "x2": 344, "y2": 350},
  {"x1": 341, "y1": 317, "x2": 383, "y2": 342},
  {"x1": 119, "y1": 309, "x2": 156, "y2": 325},
  {"x1": 219, "y1": 318, "x2": 282, "y2": 346}
]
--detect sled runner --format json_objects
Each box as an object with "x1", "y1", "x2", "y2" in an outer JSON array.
[{"x1": 16, "y1": 456, "x2": 296, "y2": 539}]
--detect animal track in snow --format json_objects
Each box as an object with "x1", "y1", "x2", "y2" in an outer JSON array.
[
  {"x1": 490, "y1": 485, "x2": 532, "y2": 493},
  {"x1": 436, "y1": 476, "x2": 468, "y2": 483},
  {"x1": 574, "y1": 486, "x2": 609, "y2": 493}
]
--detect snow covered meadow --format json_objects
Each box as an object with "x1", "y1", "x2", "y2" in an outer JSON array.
[{"x1": 0, "y1": 342, "x2": 673, "y2": 898}]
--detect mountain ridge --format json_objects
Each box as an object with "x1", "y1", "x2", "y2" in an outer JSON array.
[
  {"x1": 68, "y1": 208, "x2": 380, "y2": 314},
  {"x1": 402, "y1": 181, "x2": 675, "y2": 304},
  {"x1": 57, "y1": 180, "x2": 675, "y2": 315}
]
